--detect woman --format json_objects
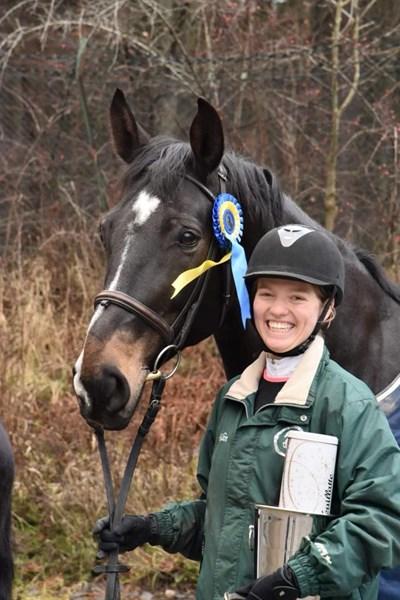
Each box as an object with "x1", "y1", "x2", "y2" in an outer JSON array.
[{"x1": 95, "y1": 224, "x2": 400, "y2": 600}]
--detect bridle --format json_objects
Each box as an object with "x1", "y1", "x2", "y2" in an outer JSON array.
[
  {"x1": 91, "y1": 166, "x2": 233, "y2": 600},
  {"x1": 94, "y1": 165, "x2": 232, "y2": 358}
]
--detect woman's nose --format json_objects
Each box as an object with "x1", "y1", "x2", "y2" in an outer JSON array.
[{"x1": 269, "y1": 298, "x2": 289, "y2": 316}]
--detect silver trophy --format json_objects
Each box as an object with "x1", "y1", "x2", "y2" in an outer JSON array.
[
  {"x1": 252, "y1": 504, "x2": 318, "y2": 600},
  {"x1": 225, "y1": 432, "x2": 338, "y2": 600}
]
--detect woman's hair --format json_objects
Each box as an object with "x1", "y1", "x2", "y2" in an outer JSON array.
[
  {"x1": 316, "y1": 286, "x2": 336, "y2": 329},
  {"x1": 315, "y1": 285, "x2": 334, "y2": 302}
]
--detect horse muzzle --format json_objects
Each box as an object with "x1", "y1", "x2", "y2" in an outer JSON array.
[{"x1": 73, "y1": 358, "x2": 148, "y2": 430}]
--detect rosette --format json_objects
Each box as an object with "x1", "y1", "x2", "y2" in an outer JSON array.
[
  {"x1": 212, "y1": 194, "x2": 244, "y2": 248},
  {"x1": 170, "y1": 193, "x2": 250, "y2": 329},
  {"x1": 212, "y1": 194, "x2": 250, "y2": 327}
]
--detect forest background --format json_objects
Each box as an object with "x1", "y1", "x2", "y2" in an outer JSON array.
[{"x1": 0, "y1": 0, "x2": 399, "y2": 598}]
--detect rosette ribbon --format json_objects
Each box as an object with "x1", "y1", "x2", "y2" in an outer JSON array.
[
  {"x1": 170, "y1": 252, "x2": 232, "y2": 299},
  {"x1": 170, "y1": 193, "x2": 250, "y2": 328},
  {"x1": 212, "y1": 193, "x2": 250, "y2": 327}
]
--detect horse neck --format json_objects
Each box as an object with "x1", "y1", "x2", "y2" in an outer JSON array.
[{"x1": 280, "y1": 194, "x2": 318, "y2": 228}]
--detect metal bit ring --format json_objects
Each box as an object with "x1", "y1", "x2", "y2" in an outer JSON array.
[{"x1": 148, "y1": 344, "x2": 181, "y2": 381}]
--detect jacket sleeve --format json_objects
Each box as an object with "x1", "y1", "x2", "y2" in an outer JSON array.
[
  {"x1": 154, "y1": 498, "x2": 206, "y2": 561},
  {"x1": 152, "y1": 386, "x2": 224, "y2": 561},
  {"x1": 288, "y1": 396, "x2": 400, "y2": 597}
]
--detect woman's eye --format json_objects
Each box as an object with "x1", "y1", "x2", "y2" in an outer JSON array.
[{"x1": 178, "y1": 230, "x2": 199, "y2": 247}]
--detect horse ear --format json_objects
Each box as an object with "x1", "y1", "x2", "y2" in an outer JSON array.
[
  {"x1": 189, "y1": 98, "x2": 224, "y2": 176},
  {"x1": 109, "y1": 88, "x2": 149, "y2": 163}
]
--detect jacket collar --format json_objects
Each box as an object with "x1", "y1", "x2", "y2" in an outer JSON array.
[{"x1": 226, "y1": 335, "x2": 325, "y2": 406}]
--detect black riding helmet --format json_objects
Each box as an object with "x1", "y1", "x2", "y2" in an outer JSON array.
[{"x1": 244, "y1": 224, "x2": 345, "y2": 356}]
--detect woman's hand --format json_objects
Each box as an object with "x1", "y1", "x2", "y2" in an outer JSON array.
[
  {"x1": 229, "y1": 565, "x2": 299, "y2": 600},
  {"x1": 93, "y1": 514, "x2": 159, "y2": 553}
]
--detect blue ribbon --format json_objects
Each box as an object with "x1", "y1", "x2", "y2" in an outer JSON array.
[
  {"x1": 212, "y1": 193, "x2": 251, "y2": 328},
  {"x1": 231, "y1": 240, "x2": 251, "y2": 328}
]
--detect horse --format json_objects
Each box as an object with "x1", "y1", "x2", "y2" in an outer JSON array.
[
  {"x1": 0, "y1": 420, "x2": 14, "y2": 600},
  {"x1": 72, "y1": 89, "x2": 400, "y2": 600},
  {"x1": 73, "y1": 88, "x2": 400, "y2": 433}
]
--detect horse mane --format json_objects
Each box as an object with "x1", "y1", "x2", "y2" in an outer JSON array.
[
  {"x1": 355, "y1": 248, "x2": 400, "y2": 304},
  {"x1": 120, "y1": 136, "x2": 283, "y2": 230},
  {"x1": 223, "y1": 152, "x2": 283, "y2": 230}
]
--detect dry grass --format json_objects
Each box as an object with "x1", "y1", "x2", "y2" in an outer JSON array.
[{"x1": 0, "y1": 230, "x2": 225, "y2": 598}]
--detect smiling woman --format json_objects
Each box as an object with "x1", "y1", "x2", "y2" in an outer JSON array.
[{"x1": 94, "y1": 224, "x2": 400, "y2": 600}]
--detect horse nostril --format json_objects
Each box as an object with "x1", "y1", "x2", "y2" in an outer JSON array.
[{"x1": 83, "y1": 366, "x2": 130, "y2": 416}]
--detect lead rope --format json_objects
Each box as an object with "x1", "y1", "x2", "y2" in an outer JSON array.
[{"x1": 92, "y1": 347, "x2": 180, "y2": 600}]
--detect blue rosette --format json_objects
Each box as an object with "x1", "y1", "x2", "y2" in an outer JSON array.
[{"x1": 212, "y1": 194, "x2": 250, "y2": 327}]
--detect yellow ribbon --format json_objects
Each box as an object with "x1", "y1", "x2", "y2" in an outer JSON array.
[{"x1": 171, "y1": 252, "x2": 232, "y2": 299}]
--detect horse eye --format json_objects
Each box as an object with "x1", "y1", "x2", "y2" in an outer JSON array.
[{"x1": 178, "y1": 230, "x2": 199, "y2": 247}]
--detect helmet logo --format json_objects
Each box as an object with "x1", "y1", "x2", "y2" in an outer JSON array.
[{"x1": 278, "y1": 225, "x2": 313, "y2": 247}]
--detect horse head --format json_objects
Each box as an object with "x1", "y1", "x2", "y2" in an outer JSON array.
[{"x1": 73, "y1": 89, "x2": 231, "y2": 430}]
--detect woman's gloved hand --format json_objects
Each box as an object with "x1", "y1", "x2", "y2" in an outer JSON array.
[
  {"x1": 229, "y1": 565, "x2": 300, "y2": 600},
  {"x1": 93, "y1": 514, "x2": 160, "y2": 553}
]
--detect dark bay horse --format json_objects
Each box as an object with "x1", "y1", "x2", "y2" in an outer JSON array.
[
  {"x1": 73, "y1": 89, "x2": 400, "y2": 432},
  {"x1": 0, "y1": 420, "x2": 14, "y2": 600}
]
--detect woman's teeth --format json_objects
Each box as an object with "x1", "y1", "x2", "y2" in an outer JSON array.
[{"x1": 268, "y1": 321, "x2": 293, "y2": 330}]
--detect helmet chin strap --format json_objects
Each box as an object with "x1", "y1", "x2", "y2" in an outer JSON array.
[{"x1": 263, "y1": 296, "x2": 334, "y2": 358}]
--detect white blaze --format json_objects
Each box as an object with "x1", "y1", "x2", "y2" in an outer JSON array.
[
  {"x1": 132, "y1": 190, "x2": 161, "y2": 225},
  {"x1": 106, "y1": 190, "x2": 161, "y2": 293},
  {"x1": 73, "y1": 351, "x2": 91, "y2": 408},
  {"x1": 108, "y1": 238, "x2": 132, "y2": 292}
]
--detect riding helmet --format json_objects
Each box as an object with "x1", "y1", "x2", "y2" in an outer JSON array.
[{"x1": 245, "y1": 224, "x2": 345, "y2": 305}]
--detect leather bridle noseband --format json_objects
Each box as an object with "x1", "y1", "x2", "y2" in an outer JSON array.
[{"x1": 93, "y1": 166, "x2": 231, "y2": 357}]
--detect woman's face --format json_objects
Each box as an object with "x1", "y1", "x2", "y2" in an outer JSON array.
[{"x1": 253, "y1": 277, "x2": 325, "y2": 353}]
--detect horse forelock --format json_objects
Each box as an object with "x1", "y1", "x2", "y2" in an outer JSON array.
[{"x1": 121, "y1": 136, "x2": 193, "y2": 199}]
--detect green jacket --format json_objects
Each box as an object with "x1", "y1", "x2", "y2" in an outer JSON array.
[{"x1": 154, "y1": 337, "x2": 400, "y2": 599}]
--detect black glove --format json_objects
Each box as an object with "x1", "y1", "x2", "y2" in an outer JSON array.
[
  {"x1": 233, "y1": 565, "x2": 300, "y2": 600},
  {"x1": 93, "y1": 514, "x2": 160, "y2": 553}
]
